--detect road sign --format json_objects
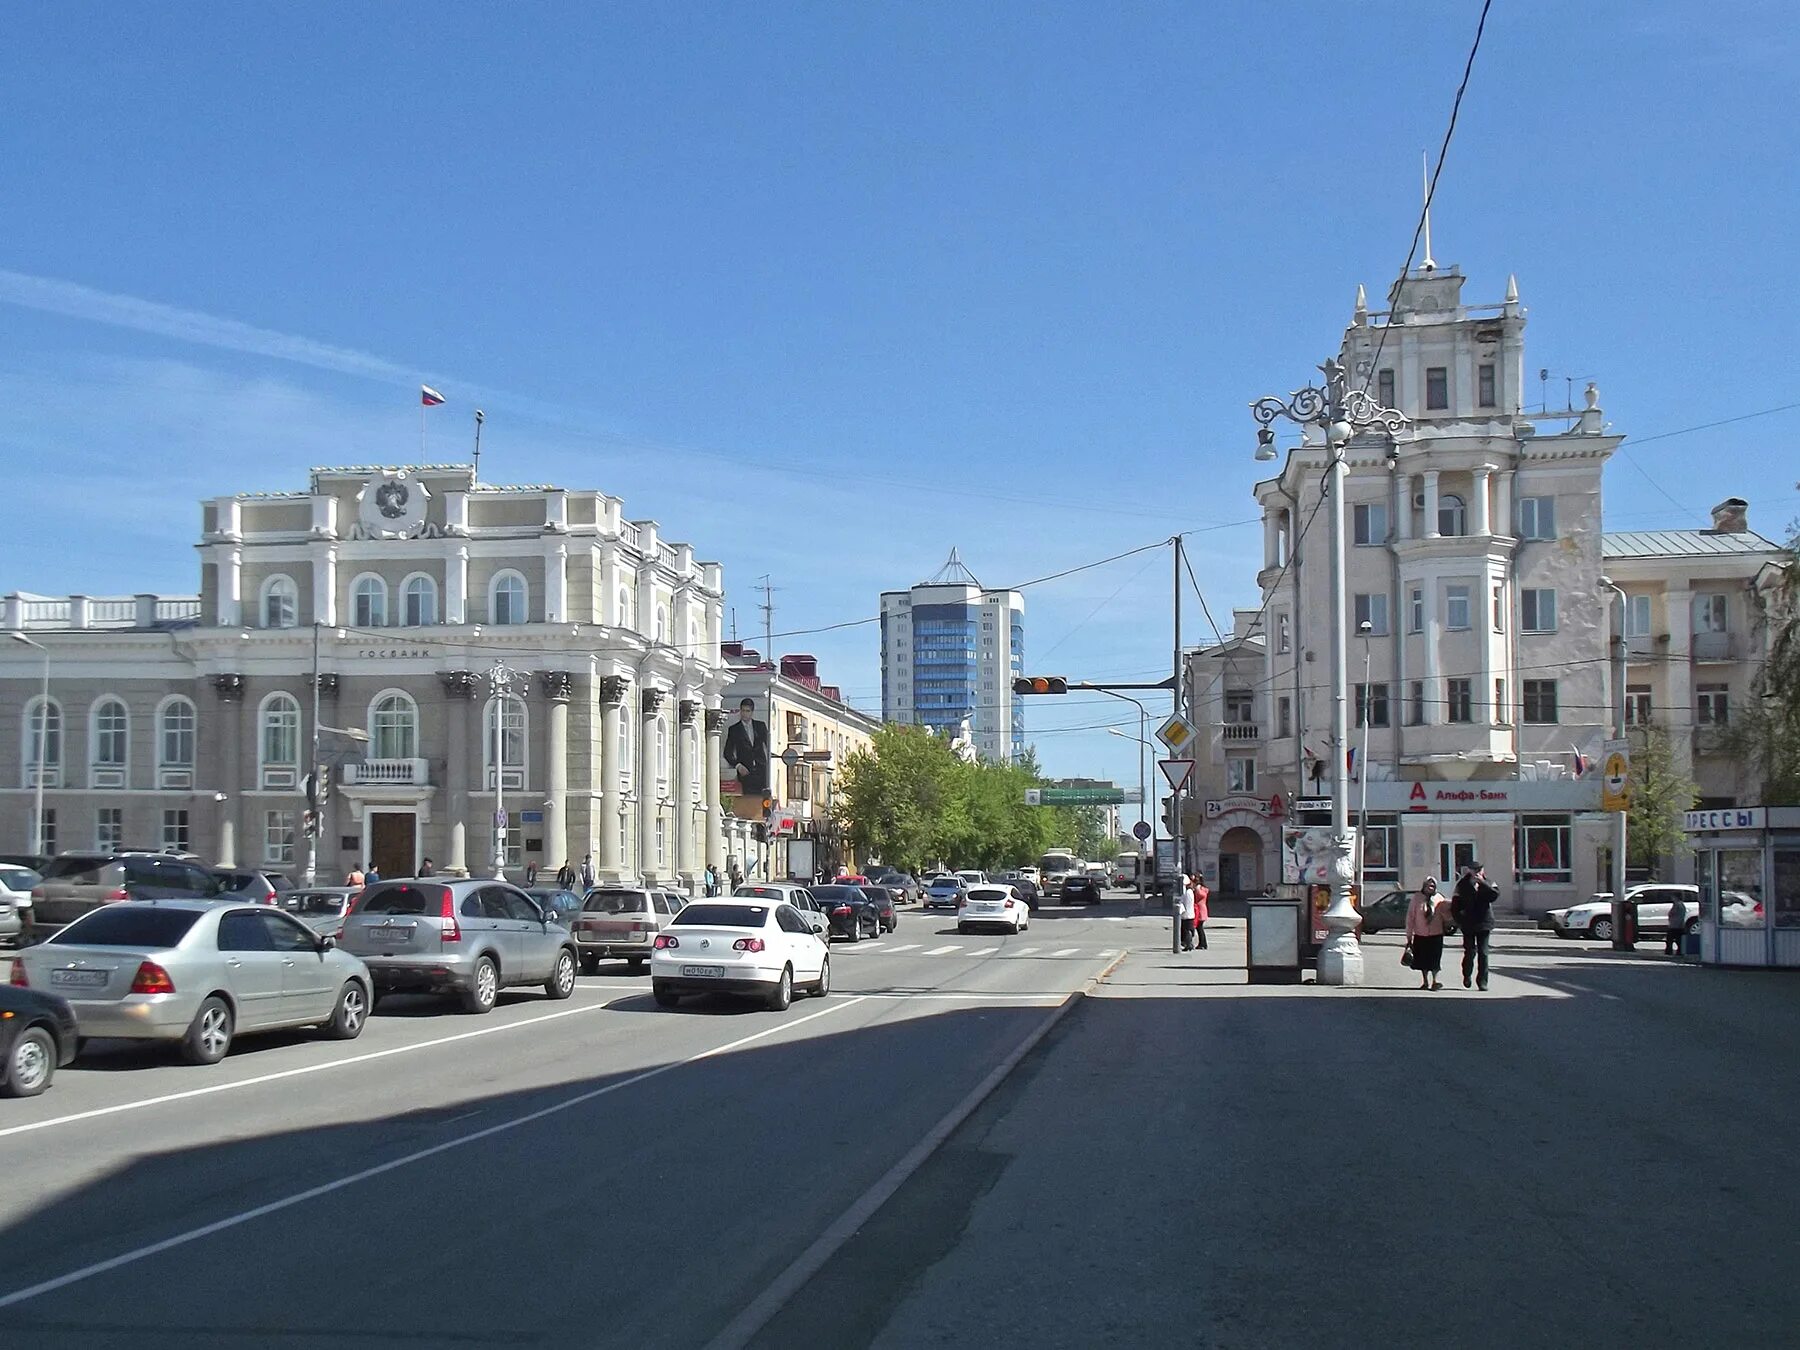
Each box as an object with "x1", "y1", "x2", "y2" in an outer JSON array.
[
  {"x1": 1132, "y1": 820, "x2": 1152, "y2": 841},
  {"x1": 495, "y1": 810, "x2": 509, "y2": 828},
  {"x1": 1158, "y1": 758, "x2": 1194, "y2": 791},
  {"x1": 781, "y1": 746, "x2": 802, "y2": 767},
  {"x1": 1030, "y1": 787, "x2": 1127, "y2": 806},
  {"x1": 1025, "y1": 788, "x2": 1041, "y2": 806},
  {"x1": 1601, "y1": 740, "x2": 1630, "y2": 813},
  {"x1": 1155, "y1": 713, "x2": 1197, "y2": 752}
]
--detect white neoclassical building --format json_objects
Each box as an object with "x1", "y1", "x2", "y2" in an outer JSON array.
[{"x1": 2, "y1": 463, "x2": 731, "y2": 889}]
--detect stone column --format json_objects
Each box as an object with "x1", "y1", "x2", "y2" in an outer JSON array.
[
  {"x1": 597, "y1": 675, "x2": 627, "y2": 881},
  {"x1": 677, "y1": 699, "x2": 698, "y2": 885},
  {"x1": 1263, "y1": 512, "x2": 1281, "y2": 569},
  {"x1": 705, "y1": 708, "x2": 726, "y2": 883},
  {"x1": 1422, "y1": 470, "x2": 1442, "y2": 539},
  {"x1": 640, "y1": 687, "x2": 666, "y2": 883},
  {"x1": 541, "y1": 671, "x2": 573, "y2": 872},
  {"x1": 1495, "y1": 471, "x2": 1515, "y2": 540},
  {"x1": 546, "y1": 543, "x2": 569, "y2": 624},
  {"x1": 313, "y1": 545, "x2": 339, "y2": 627},
  {"x1": 220, "y1": 545, "x2": 243, "y2": 627},
  {"x1": 440, "y1": 671, "x2": 476, "y2": 874},
  {"x1": 212, "y1": 674, "x2": 245, "y2": 867},
  {"x1": 447, "y1": 544, "x2": 470, "y2": 625},
  {"x1": 1471, "y1": 466, "x2": 1493, "y2": 537},
  {"x1": 1394, "y1": 472, "x2": 1412, "y2": 541}
]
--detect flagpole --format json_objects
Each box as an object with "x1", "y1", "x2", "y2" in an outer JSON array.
[
  {"x1": 420, "y1": 397, "x2": 426, "y2": 460},
  {"x1": 474, "y1": 409, "x2": 485, "y2": 484}
]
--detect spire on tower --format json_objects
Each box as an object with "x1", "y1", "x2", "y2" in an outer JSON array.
[
  {"x1": 1353, "y1": 283, "x2": 1368, "y2": 324},
  {"x1": 1420, "y1": 151, "x2": 1437, "y2": 274},
  {"x1": 1505, "y1": 273, "x2": 1519, "y2": 303}
]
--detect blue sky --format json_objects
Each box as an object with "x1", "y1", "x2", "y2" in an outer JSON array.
[{"x1": 3, "y1": 1, "x2": 1797, "y2": 822}]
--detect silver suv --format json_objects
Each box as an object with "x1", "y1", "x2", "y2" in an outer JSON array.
[
  {"x1": 573, "y1": 887, "x2": 687, "y2": 973},
  {"x1": 29, "y1": 851, "x2": 221, "y2": 940},
  {"x1": 339, "y1": 879, "x2": 578, "y2": 1013}
]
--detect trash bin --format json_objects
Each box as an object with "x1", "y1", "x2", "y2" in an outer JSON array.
[
  {"x1": 1246, "y1": 899, "x2": 1304, "y2": 985},
  {"x1": 1610, "y1": 897, "x2": 1638, "y2": 950}
]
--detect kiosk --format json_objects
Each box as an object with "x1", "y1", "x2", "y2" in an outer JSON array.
[{"x1": 1685, "y1": 807, "x2": 1800, "y2": 969}]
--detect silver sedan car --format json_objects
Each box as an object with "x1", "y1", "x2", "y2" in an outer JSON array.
[{"x1": 11, "y1": 900, "x2": 373, "y2": 1065}]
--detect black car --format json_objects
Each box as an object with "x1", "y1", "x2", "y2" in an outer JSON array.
[
  {"x1": 1359, "y1": 889, "x2": 1457, "y2": 936},
  {"x1": 860, "y1": 886, "x2": 899, "y2": 933},
  {"x1": 810, "y1": 885, "x2": 882, "y2": 941},
  {"x1": 996, "y1": 874, "x2": 1042, "y2": 910},
  {"x1": 1062, "y1": 876, "x2": 1103, "y2": 906},
  {"x1": 870, "y1": 872, "x2": 922, "y2": 905},
  {"x1": 0, "y1": 986, "x2": 79, "y2": 1098}
]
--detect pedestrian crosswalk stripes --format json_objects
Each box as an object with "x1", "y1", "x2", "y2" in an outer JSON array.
[
  {"x1": 922, "y1": 945, "x2": 961, "y2": 956},
  {"x1": 845, "y1": 940, "x2": 1119, "y2": 961}
]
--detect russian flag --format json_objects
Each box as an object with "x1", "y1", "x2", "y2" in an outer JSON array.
[
  {"x1": 1347, "y1": 746, "x2": 1358, "y2": 779},
  {"x1": 420, "y1": 384, "x2": 446, "y2": 407},
  {"x1": 1571, "y1": 744, "x2": 1590, "y2": 777}
]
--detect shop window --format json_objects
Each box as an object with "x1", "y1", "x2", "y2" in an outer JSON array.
[{"x1": 1517, "y1": 815, "x2": 1572, "y2": 883}]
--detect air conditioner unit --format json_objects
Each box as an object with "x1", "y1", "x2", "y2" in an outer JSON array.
[{"x1": 1412, "y1": 492, "x2": 1427, "y2": 509}]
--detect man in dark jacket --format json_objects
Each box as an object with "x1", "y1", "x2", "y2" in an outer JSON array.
[{"x1": 1450, "y1": 862, "x2": 1499, "y2": 990}]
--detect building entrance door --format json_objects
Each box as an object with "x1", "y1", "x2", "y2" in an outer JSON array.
[
  {"x1": 369, "y1": 812, "x2": 417, "y2": 879},
  {"x1": 1440, "y1": 838, "x2": 1476, "y2": 885},
  {"x1": 1218, "y1": 825, "x2": 1264, "y2": 895}
]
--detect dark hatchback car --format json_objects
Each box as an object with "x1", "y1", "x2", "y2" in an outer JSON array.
[
  {"x1": 869, "y1": 872, "x2": 922, "y2": 905},
  {"x1": 1062, "y1": 875, "x2": 1104, "y2": 906},
  {"x1": 810, "y1": 885, "x2": 882, "y2": 941},
  {"x1": 996, "y1": 873, "x2": 1042, "y2": 910},
  {"x1": 859, "y1": 885, "x2": 899, "y2": 933},
  {"x1": 0, "y1": 985, "x2": 79, "y2": 1098},
  {"x1": 526, "y1": 887, "x2": 584, "y2": 926}
]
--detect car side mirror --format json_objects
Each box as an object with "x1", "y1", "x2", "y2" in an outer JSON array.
[{"x1": 319, "y1": 935, "x2": 336, "y2": 951}]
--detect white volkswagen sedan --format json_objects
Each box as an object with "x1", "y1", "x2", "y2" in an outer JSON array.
[
  {"x1": 651, "y1": 900, "x2": 828, "y2": 1012},
  {"x1": 957, "y1": 884, "x2": 1029, "y2": 935}
]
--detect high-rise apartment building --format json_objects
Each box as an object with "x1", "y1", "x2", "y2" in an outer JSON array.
[{"x1": 880, "y1": 550, "x2": 1025, "y2": 762}]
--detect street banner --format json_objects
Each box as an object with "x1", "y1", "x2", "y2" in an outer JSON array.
[
  {"x1": 1282, "y1": 826, "x2": 1359, "y2": 885},
  {"x1": 723, "y1": 696, "x2": 771, "y2": 796}
]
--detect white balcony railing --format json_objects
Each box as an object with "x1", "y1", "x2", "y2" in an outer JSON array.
[
  {"x1": 342, "y1": 757, "x2": 429, "y2": 786},
  {"x1": 1221, "y1": 722, "x2": 1263, "y2": 743}
]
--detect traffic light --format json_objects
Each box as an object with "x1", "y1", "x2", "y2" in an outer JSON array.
[
  {"x1": 1012, "y1": 676, "x2": 1069, "y2": 696},
  {"x1": 302, "y1": 809, "x2": 319, "y2": 838},
  {"x1": 1161, "y1": 796, "x2": 1178, "y2": 834}
]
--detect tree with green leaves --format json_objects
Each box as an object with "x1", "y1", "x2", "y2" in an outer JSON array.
[
  {"x1": 1626, "y1": 724, "x2": 1699, "y2": 878},
  {"x1": 1726, "y1": 523, "x2": 1800, "y2": 805}
]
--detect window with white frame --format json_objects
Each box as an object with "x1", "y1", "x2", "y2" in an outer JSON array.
[
  {"x1": 491, "y1": 571, "x2": 528, "y2": 625},
  {"x1": 264, "y1": 810, "x2": 297, "y2": 866},
  {"x1": 1360, "y1": 815, "x2": 1400, "y2": 880},
  {"x1": 1518, "y1": 814, "x2": 1572, "y2": 882},
  {"x1": 1276, "y1": 612, "x2": 1291, "y2": 653},
  {"x1": 1625, "y1": 593, "x2": 1652, "y2": 637},
  {"x1": 1518, "y1": 496, "x2": 1556, "y2": 540},
  {"x1": 1352, "y1": 502, "x2": 1388, "y2": 546},
  {"x1": 161, "y1": 808, "x2": 190, "y2": 853},
  {"x1": 1438, "y1": 494, "x2": 1466, "y2": 537},
  {"x1": 92, "y1": 698, "x2": 128, "y2": 771},
  {"x1": 654, "y1": 603, "x2": 669, "y2": 643},
  {"x1": 654, "y1": 816, "x2": 667, "y2": 870},
  {"x1": 159, "y1": 699, "x2": 196, "y2": 774},
  {"x1": 1377, "y1": 368, "x2": 1396, "y2": 408},
  {"x1": 402, "y1": 573, "x2": 438, "y2": 626},
  {"x1": 370, "y1": 693, "x2": 418, "y2": 760},
  {"x1": 1445, "y1": 585, "x2": 1471, "y2": 631},
  {"x1": 618, "y1": 814, "x2": 629, "y2": 864},
  {"x1": 1446, "y1": 678, "x2": 1473, "y2": 724},
  {"x1": 1425, "y1": 366, "x2": 1449, "y2": 411},
  {"x1": 260, "y1": 694, "x2": 301, "y2": 780},
  {"x1": 23, "y1": 697, "x2": 62, "y2": 784},
  {"x1": 1354, "y1": 682, "x2": 1390, "y2": 728},
  {"x1": 686, "y1": 727, "x2": 701, "y2": 800},
  {"x1": 617, "y1": 586, "x2": 635, "y2": 628},
  {"x1": 617, "y1": 705, "x2": 633, "y2": 791},
  {"x1": 1694, "y1": 593, "x2": 1728, "y2": 634},
  {"x1": 262, "y1": 574, "x2": 298, "y2": 629},
  {"x1": 1697, "y1": 684, "x2": 1730, "y2": 725},
  {"x1": 1625, "y1": 684, "x2": 1652, "y2": 725},
  {"x1": 1493, "y1": 584, "x2": 1505, "y2": 632},
  {"x1": 1226, "y1": 755, "x2": 1256, "y2": 793},
  {"x1": 1354, "y1": 593, "x2": 1389, "y2": 636},
  {"x1": 1521, "y1": 588, "x2": 1557, "y2": 633},
  {"x1": 1408, "y1": 587, "x2": 1423, "y2": 635},
  {"x1": 351, "y1": 574, "x2": 388, "y2": 627},
  {"x1": 655, "y1": 718, "x2": 669, "y2": 786},
  {"x1": 95, "y1": 806, "x2": 123, "y2": 851},
  {"x1": 1523, "y1": 679, "x2": 1559, "y2": 723},
  {"x1": 34, "y1": 808, "x2": 56, "y2": 856},
  {"x1": 484, "y1": 695, "x2": 526, "y2": 788}
]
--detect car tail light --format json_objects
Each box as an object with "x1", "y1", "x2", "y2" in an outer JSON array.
[
  {"x1": 262, "y1": 891, "x2": 278, "y2": 906},
  {"x1": 831, "y1": 905, "x2": 853, "y2": 915},
  {"x1": 654, "y1": 934, "x2": 679, "y2": 950},
  {"x1": 8, "y1": 962, "x2": 27, "y2": 987},
  {"x1": 130, "y1": 961, "x2": 175, "y2": 995},
  {"x1": 732, "y1": 938, "x2": 765, "y2": 952},
  {"x1": 104, "y1": 888, "x2": 129, "y2": 902},
  {"x1": 439, "y1": 893, "x2": 461, "y2": 943},
  {"x1": 630, "y1": 918, "x2": 653, "y2": 930},
  {"x1": 1004, "y1": 899, "x2": 1016, "y2": 908}
]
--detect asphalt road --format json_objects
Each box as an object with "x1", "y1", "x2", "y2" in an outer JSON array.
[{"x1": 0, "y1": 901, "x2": 1129, "y2": 1349}]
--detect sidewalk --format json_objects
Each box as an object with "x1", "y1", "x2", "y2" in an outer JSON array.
[{"x1": 755, "y1": 918, "x2": 1800, "y2": 1349}]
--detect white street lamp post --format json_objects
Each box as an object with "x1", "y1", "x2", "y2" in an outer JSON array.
[
  {"x1": 12, "y1": 633, "x2": 49, "y2": 856},
  {"x1": 1355, "y1": 620, "x2": 1374, "y2": 908},
  {"x1": 488, "y1": 659, "x2": 521, "y2": 879}
]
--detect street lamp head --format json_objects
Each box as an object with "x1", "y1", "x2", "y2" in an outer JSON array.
[
  {"x1": 1328, "y1": 420, "x2": 1354, "y2": 448},
  {"x1": 1358, "y1": 619, "x2": 1373, "y2": 636},
  {"x1": 1254, "y1": 426, "x2": 1278, "y2": 462},
  {"x1": 9, "y1": 631, "x2": 44, "y2": 650}
]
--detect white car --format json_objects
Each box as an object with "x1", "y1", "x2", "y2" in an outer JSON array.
[
  {"x1": 1546, "y1": 884, "x2": 1700, "y2": 941},
  {"x1": 958, "y1": 884, "x2": 1029, "y2": 935},
  {"x1": 955, "y1": 870, "x2": 987, "y2": 888},
  {"x1": 0, "y1": 864, "x2": 39, "y2": 947},
  {"x1": 651, "y1": 899, "x2": 828, "y2": 1011}
]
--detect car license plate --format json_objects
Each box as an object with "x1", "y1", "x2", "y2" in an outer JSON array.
[
  {"x1": 372, "y1": 926, "x2": 413, "y2": 943},
  {"x1": 51, "y1": 968, "x2": 108, "y2": 988},
  {"x1": 681, "y1": 964, "x2": 726, "y2": 978}
]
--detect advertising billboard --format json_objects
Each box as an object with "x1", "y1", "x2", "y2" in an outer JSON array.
[{"x1": 722, "y1": 696, "x2": 771, "y2": 797}]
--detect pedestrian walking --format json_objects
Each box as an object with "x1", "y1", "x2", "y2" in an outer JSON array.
[
  {"x1": 728, "y1": 857, "x2": 743, "y2": 890},
  {"x1": 1449, "y1": 862, "x2": 1499, "y2": 990},
  {"x1": 1173, "y1": 872, "x2": 1194, "y2": 952},
  {"x1": 1404, "y1": 877, "x2": 1447, "y2": 991},
  {"x1": 1190, "y1": 872, "x2": 1210, "y2": 950},
  {"x1": 704, "y1": 863, "x2": 718, "y2": 897},
  {"x1": 418, "y1": 857, "x2": 435, "y2": 877},
  {"x1": 365, "y1": 863, "x2": 382, "y2": 885},
  {"x1": 346, "y1": 866, "x2": 365, "y2": 888},
  {"x1": 556, "y1": 858, "x2": 576, "y2": 890},
  {"x1": 524, "y1": 859, "x2": 539, "y2": 886},
  {"x1": 578, "y1": 853, "x2": 596, "y2": 891},
  {"x1": 1665, "y1": 894, "x2": 1689, "y2": 956}
]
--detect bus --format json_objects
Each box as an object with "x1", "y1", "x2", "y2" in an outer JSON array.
[
  {"x1": 1037, "y1": 850, "x2": 1080, "y2": 895},
  {"x1": 1110, "y1": 852, "x2": 1146, "y2": 887}
]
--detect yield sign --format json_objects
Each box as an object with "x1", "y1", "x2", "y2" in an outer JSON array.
[{"x1": 1158, "y1": 758, "x2": 1194, "y2": 792}]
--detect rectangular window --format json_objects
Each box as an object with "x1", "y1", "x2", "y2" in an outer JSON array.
[
  {"x1": 1354, "y1": 593, "x2": 1389, "y2": 636},
  {"x1": 1224, "y1": 690, "x2": 1255, "y2": 723},
  {"x1": 1277, "y1": 696, "x2": 1292, "y2": 739},
  {"x1": 1523, "y1": 679, "x2": 1559, "y2": 723},
  {"x1": 1494, "y1": 678, "x2": 1508, "y2": 724},
  {"x1": 1360, "y1": 815, "x2": 1400, "y2": 880},
  {"x1": 1377, "y1": 368, "x2": 1396, "y2": 408},
  {"x1": 1447, "y1": 678, "x2": 1472, "y2": 724},
  {"x1": 1478, "y1": 362, "x2": 1497, "y2": 408},
  {"x1": 1352, "y1": 502, "x2": 1389, "y2": 546},
  {"x1": 96, "y1": 806, "x2": 124, "y2": 851},
  {"x1": 1354, "y1": 682, "x2": 1391, "y2": 729},
  {"x1": 1226, "y1": 756, "x2": 1256, "y2": 793},
  {"x1": 1521, "y1": 589, "x2": 1557, "y2": 633},
  {"x1": 1518, "y1": 814, "x2": 1572, "y2": 882},
  {"x1": 36, "y1": 808, "x2": 56, "y2": 857},
  {"x1": 655, "y1": 817, "x2": 667, "y2": 868},
  {"x1": 1518, "y1": 496, "x2": 1556, "y2": 540},
  {"x1": 1445, "y1": 585, "x2": 1471, "y2": 631},
  {"x1": 1697, "y1": 684, "x2": 1730, "y2": 725},
  {"x1": 1493, "y1": 584, "x2": 1506, "y2": 632},
  {"x1": 1625, "y1": 685, "x2": 1653, "y2": 726},
  {"x1": 1276, "y1": 612, "x2": 1291, "y2": 654},
  {"x1": 1694, "y1": 594, "x2": 1728, "y2": 633},
  {"x1": 264, "y1": 811, "x2": 296, "y2": 866},
  {"x1": 1408, "y1": 681, "x2": 1425, "y2": 726},
  {"x1": 1425, "y1": 366, "x2": 1449, "y2": 410},
  {"x1": 1408, "y1": 587, "x2": 1423, "y2": 635},
  {"x1": 1625, "y1": 594, "x2": 1652, "y2": 637},
  {"x1": 161, "y1": 809, "x2": 190, "y2": 853}
]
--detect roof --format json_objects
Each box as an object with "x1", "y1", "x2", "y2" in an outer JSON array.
[
  {"x1": 923, "y1": 547, "x2": 982, "y2": 588},
  {"x1": 1601, "y1": 530, "x2": 1785, "y2": 560}
]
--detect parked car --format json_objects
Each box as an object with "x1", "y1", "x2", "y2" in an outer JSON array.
[
  {"x1": 1545, "y1": 884, "x2": 1700, "y2": 941},
  {"x1": 810, "y1": 884, "x2": 882, "y2": 941},
  {"x1": 0, "y1": 864, "x2": 41, "y2": 947},
  {"x1": 0, "y1": 854, "x2": 48, "y2": 874},
  {"x1": 1062, "y1": 875, "x2": 1104, "y2": 906},
  {"x1": 651, "y1": 899, "x2": 829, "y2": 1010},
  {"x1": 28, "y1": 851, "x2": 221, "y2": 940},
  {"x1": 211, "y1": 868, "x2": 293, "y2": 906},
  {"x1": 339, "y1": 879, "x2": 577, "y2": 1012},
  {"x1": 861, "y1": 885, "x2": 899, "y2": 933},
  {"x1": 1360, "y1": 889, "x2": 1458, "y2": 937},
  {"x1": 10, "y1": 901, "x2": 372, "y2": 1064},
  {"x1": 736, "y1": 883, "x2": 831, "y2": 940},
  {"x1": 0, "y1": 985, "x2": 79, "y2": 1097},
  {"x1": 954, "y1": 870, "x2": 987, "y2": 888},
  {"x1": 869, "y1": 871, "x2": 922, "y2": 905},
  {"x1": 993, "y1": 872, "x2": 1041, "y2": 910},
  {"x1": 572, "y1": 887, "x2": 685, "y2": 973},
  {"x1": 958, "y1": 884, "x2": 1029, "y2": 935},
  {"x1": 284, "y1": 887, "x2": 359, "y2": 936},
  {"x1": 924, "y1": 876, "x2": 967, "y2": 912},
  {"x1": 526, "y1": 887, "x2": 585, "y2": 927}
]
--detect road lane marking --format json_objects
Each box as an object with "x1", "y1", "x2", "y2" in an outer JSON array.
[
  {"x1": 1007, "y1": 947, "x2": 1040, "y2": 957},
  {"x1": 966, "y1": 947, "x2": 999, "y2": 956},
  {"x1": 884, "y1": 944, "x2": 921, "y2": 953},
  {"x1": 0, "y1": 996, "x2": 868, "y2": 1311},
  {"x1": 923, "y1": 945, "x2": 960, "y2": 956},
  {"x1": 1051, "y1": 947, "x2": 1079, "y2": 957}
]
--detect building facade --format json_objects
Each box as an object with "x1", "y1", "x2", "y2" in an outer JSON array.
[
  {"x1": 4, "y1": 464, "x2": 730, "y2": 890},
  {"x1": 880, "y1": 549, "x2": 1024, "y2": 762},
  {"x1": 720, "y1": 648, "x2": 881, "y2": 882}
]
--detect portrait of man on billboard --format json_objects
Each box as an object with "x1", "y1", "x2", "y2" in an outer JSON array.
[{"x1": 723, "y1": 696, "x2": 771, "y2": 796}]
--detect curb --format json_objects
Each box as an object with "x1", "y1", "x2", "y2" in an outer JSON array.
[{"x1": 701, "y1": 951, "x2": 1126, "y2": 1350}]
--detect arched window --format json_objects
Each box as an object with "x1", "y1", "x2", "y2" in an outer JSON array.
[
  {"x1": 1438, "y1": 494, "x2": 1467, "y2": 538},
  {"x1": 617, "y1": 704, "x2": 633, "y2": 791},
  {"x1": 21, "y1": 696, "x2": 61, "y2": 786},
  {"x1": 401, "y1": 573, "x2": 438, "y2": 627},
  {"x1": 259, "y1": 693, "x2": 301, "y2": 771},
  {"x1": 684, "y1": 725, "x2": 701, "y2": 800},
  {"x1": 654, "y1": 717, "x2": 669, "y2": 785},
  {"x1": 490, "y1": 570, "x2": 528, "y2": 625},
  {"x1": 484, "y1": 695, "x2": 527, "y2": 789},
  {"x1": 261, "y1": 574, "x2": 299, "y2": 629},
  {"x1": 91, "y1": 697, "x2": 129, "y2": 769},
  {"x1": 617, "y1": 586, "x2": 634, "y2": 629},
  {"x1": 369, "y1": 692, "x2": 418, "y2": 760},
  {"x1": 158, "y1": 697, "x2": 196, "y2": 786},
  {"x1": 351, "y1": 574, "x2": 388, "y2": 627},
  {"x1": 654, "y1": 603, "x2": 669, "y2": 644}
]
